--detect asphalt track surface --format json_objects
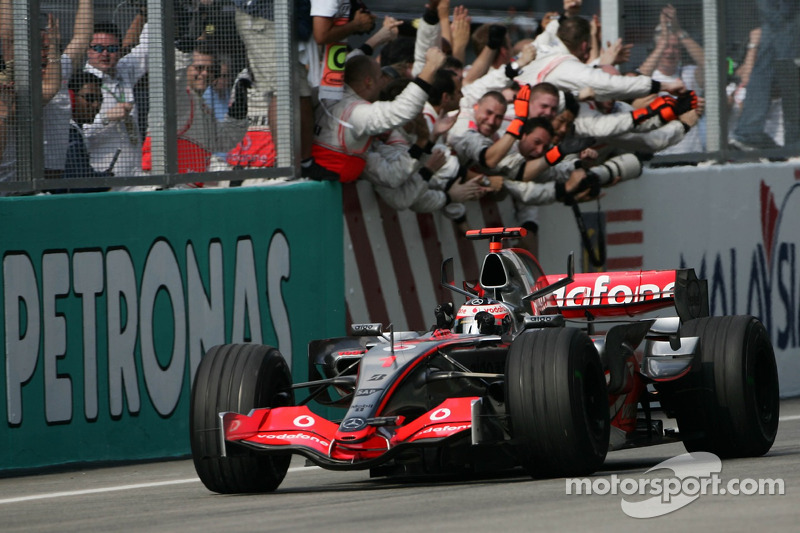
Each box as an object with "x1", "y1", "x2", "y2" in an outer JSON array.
[{"x1": 2, "y1": 399, "x2": 799, "y2": 532}]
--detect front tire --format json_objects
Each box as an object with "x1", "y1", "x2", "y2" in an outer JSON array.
[
  {"x1": 506, "y1": 328, "x2": 609, "y2": 477},
  {"x1": 671, "y1": 316, "x2": 779, "y2": 457},
  {"x1": 190, "y1": 344, "x2": 294, "y2": 493}
]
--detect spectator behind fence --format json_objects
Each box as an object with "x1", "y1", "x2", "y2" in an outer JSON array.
[
  {"x1": 636, "y1": 3, "x2": 705, "y2": 154},
  {"x1": 38, "y1": 0, "x2": 94, "y2": 180},
  {"x1": 60, "y1": 71, "x2": 112, "y2": 192},
  {"x1": 0, "y1": 9, "x2": 62, "y2": 185},
  {"x1": 142, "y1": 42, "x2": 248, "y2": 180},
  {"x1": 234, "y1": 0, "x2": 338, "y2": 180},
  {"x1": 730, "y1": 0, "x2": 800, "y2": 151},
  {"x1": 202, "y1": 54, "x2": 235, "y2": 172},
  {"x1": 83, "y1": 20, "x2": 150, "y2": 179}
]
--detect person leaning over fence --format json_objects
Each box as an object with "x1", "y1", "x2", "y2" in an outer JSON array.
[
  {"x1": 517, "y1": 16, "x2": 685, "y2": 103},
  {"x1": 311, "y1": 47, "x2": 447, "y2": 183},
  {"x1": 83, "y1": 19, "x2": 151, "y2": 179},
  {"x1": 361, "y1": 78, "x2": 488, "y2": 226},
  {"x1": 142, "y1": 41, "x2": 248, "y2": 180}
]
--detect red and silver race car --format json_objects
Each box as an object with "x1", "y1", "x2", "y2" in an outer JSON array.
[{"x1": 190, "y1": 227, "x2": 780, "y2": 493}]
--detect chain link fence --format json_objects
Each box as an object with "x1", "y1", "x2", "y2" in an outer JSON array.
[
  {"x1": 0, "y1": 0, "x2": 797, "y2": 196},
  {"x1": 600, "y1": 0, "x2": 799, "y2": 164},
  {"x1": 0, "y1": 0, "x2": 298, "y2": 195}
]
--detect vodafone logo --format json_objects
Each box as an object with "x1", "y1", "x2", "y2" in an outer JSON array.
[
  {"x1": 293, "y1": 415, "x2": 315, "y2": 428},
  {"x1": 456, "y1": 304, "x2": 508, "y2": 318},
  {"x1": 553, "y1": 276, "x2": 675, "y2": 307},
  {"x1": 430, "y1": 408, "x2": 451, "y2": 421}
]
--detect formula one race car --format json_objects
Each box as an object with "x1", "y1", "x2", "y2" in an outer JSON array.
[{"x1": 189, "y1": 227, "x2": 779, "y2": 494}]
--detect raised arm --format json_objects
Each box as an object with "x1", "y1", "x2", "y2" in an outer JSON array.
[
  {"x1": 668, "y1": 6, "x2": 705, "y2": 87},
  {"x1": 122, "y1": 9, "x2": 147, "y2": 55},
  {"x1": 637, "y1": 32, "x2": 667, "y2": 76},
  {"x1": 449, "y1": 6, "x2": 471, "y2": 64},
  {"x1": 64, "y1": 0, "x2": 93, "y2": 66},
  {"x1": 436, "y1": 0, "x2": 452, "y2": 51},
  {"x1": 41, "y1": 14, "x2": 62, "y2": 104}
]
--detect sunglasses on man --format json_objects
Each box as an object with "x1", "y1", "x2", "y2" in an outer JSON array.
[{"x1": 89, "y1": 44, "x2": 120, "y2": 54}]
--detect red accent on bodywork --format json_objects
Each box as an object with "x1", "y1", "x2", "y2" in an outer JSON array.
[
  {"x1": 225, "y1": 406, "x2": 339, "y2": 456},
  {"x1": 609, "y1": 374, "x2": 645, "y2": 434},
  {"x1": 393, "y1": 397, "x2": 478, "y2": 443},
  {"x1": 375, "y1": 340, "x2": 473, "y2": 415},
  {"x1": 330, "y1": 438, "x2": 391, "y2": 461},
  {"x1": 539, "y1": 270, "x2": 677, "y2": 318}
]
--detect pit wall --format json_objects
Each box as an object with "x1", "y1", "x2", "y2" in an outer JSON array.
[
  {"x1": 342, "y1": 162, "x2": 800, "y2": 398},
  {"x1": 1, "y1": 182, "x2": 343, "y2": 472}
]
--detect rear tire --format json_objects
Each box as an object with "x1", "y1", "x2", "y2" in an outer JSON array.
[
  {"x1": 506, "y1": 329, "x2": 609, "y2": 477},
  {"x1": 672, "y1": 316, "x2": 779, "y2": 457},
  {"x1": 190, "y1": 344, "x2": 294, "y2": 493}
]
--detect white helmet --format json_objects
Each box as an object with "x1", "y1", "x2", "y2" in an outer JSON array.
[{"x1": 453, "y1": 298, "x2": 513, "y2": 335}]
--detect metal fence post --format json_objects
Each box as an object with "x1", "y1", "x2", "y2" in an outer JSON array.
[
  {"x1": 12, "y1": 0, "x2": 44, "y2": 186},
  {"x1": 273, "y1": 0, "x2": 297, "y2": 174},
  {"x1": 147, "y1": 0, "x2": 177, "y2": 180},
  {"x1": 704, "y1": 0, "x2": 722, "y2": 154},
  {"x1": 600, "y1": 0, "x2": 621, "y2": 44}
]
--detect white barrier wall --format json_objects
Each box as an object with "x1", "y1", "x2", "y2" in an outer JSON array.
[
  {"x1": 537, "y1": 162, "x2": 800, "y2": 398},
  {"x1": 344, "y1": 161, "x2": 800, "y2": 398}
]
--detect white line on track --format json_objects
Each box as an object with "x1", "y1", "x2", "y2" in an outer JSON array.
[
  {"x1": 0, "y1": 466, "x2": 317, "y2": 505},
  {"x1": 3, "y1": 416, "x2": 799, "y2": 506}
]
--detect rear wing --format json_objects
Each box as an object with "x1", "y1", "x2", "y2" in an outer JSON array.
[{"x1": 534, "y1": 268, "x2": 708, "y2": 321}]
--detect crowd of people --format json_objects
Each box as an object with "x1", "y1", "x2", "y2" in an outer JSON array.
[{"x1": 0, "y1": 0, "x2": 795, "y2": 214}]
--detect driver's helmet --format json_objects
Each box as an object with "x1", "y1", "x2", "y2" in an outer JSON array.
[{"x1": 453, "y1": 298, "x2": 513, "y2": 335}]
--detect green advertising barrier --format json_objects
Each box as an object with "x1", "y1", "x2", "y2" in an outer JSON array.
[{"x1": 0, "y1": 182, "x2": 344, "y2": 472}]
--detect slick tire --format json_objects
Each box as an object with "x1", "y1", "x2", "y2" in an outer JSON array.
[
  {"x1": 506, "y1": 328, "x2": 609, "y2": 478},
  {"x1": 675, "y1": 316, "x2": 779, "y2": 457},
  {"x1": 190, "y1": 344, "x2": 294, "y2": 493}
]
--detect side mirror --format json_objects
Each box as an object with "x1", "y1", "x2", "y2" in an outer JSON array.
[{"x1": 440, "y1": 257, "x2": 474, "y2": 299}]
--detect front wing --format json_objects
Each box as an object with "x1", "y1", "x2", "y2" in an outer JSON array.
[{"x1": 220, "y1": 397, "x2": 481, "y2": 470}]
